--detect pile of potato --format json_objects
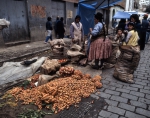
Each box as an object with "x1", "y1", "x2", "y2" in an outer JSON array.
[
  {"x1": 8, "y1": 67, "x2": 102, "y2": 113},
  {"x1": 59, "y1": 66, "x2": 74, "y2": 77}
]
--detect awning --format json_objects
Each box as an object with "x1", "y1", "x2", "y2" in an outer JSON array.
[
  {"x1": 79, "y1": 0, "x2": 122, "y2": 9},
  {"x1": 113, "y1": 11, "x2": 138, "y2": 19},
  {"x1": 78, "y1": 0, "x2": 123, "y2": 35}
]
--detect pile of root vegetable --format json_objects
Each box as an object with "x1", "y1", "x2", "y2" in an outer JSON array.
[{"x1": 7, "y1": 66, "x2": 102, "y2": 113}]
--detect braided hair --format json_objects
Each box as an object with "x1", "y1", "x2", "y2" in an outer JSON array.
[{"x1": 95, "y1": 12, "x2": 106, "y2": 41}]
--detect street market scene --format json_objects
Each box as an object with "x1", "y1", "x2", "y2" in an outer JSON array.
[{"x1": 0, "y1": 0, "x2": 150, "y2": 118}]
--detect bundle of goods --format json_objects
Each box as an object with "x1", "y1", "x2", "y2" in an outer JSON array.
[
  {"x1": 8, "y1": 67, "x2": 102, "y2": 113},
  {"x1": 59, "y1": 66, "x2": 74, "y2": 77},
  {"x1": 58, "y1": 59, "x2": 69, "y2": 66},
  {"x1": 106, "y1": 40, "x2": 121, "y2": 65},
  {"x1": 113, "y1": 45, "x2": 140, "y2": 83},
  {"x1": 40, "y1": 58, "x2": 61, "y2": 74},
  {"x1": 49, "y1": 39, "x2": 65, "y2": 55},
  {"x1": 67, "y1": 44, "x2": 85, "y2": 63},
  {"x1": 19, "y1": 74, "x2": 40, "y2": 89},
  {"x1": 0, "y1": 18, "x2": 10, "y2": 30}
]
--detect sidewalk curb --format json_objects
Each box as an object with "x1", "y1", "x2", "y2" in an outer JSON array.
[{"x1": 0, "y1": 47, "x2": 51, "y2": 65}]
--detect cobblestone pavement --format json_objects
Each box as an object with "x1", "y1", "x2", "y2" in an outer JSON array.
[
  {"x1": 0, "y1": 39, "x2": 150, "y2": 118},
  {"x1": 91, "y1": 44, "x2": 150, "y2": 118}
]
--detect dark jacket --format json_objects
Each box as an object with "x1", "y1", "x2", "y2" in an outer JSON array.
[
  {"x1": 46, "y1": 21, "x2": 53, "y2": 30},
  {"x1": 142, "y1": 19, "x2": 149, "y2": 32},
  {"x1": 56, "y1": 20, "x2": 65, "y2": 38}
]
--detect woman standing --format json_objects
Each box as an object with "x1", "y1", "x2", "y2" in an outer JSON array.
[
  {"x1": 88, "y1": 12, "x2": 112, "y2": 70},
  {"x1": 70, "y1": 15, "x2": 84, "y2": 46}
]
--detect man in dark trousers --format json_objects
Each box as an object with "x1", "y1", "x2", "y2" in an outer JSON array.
[
  {"x1": 54, "y1": 16, "x2": 59, "y2": 38},
  {"x1": 140, "y1": 14, "x2": 149, "y2": 50},
  {"x1": 56, "y1": 17, "x2": 65, "y2": 39}
]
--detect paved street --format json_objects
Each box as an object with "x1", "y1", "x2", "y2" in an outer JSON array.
[
  {"x1": 0, "y1": 40, "x2": 150, "y2": 117},
  {"x1": 91, "y1": 44, "x2": 150, "y2": 118}
]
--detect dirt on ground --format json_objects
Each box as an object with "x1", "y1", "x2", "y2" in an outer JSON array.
[{"x1": 0, "y1": 89, "x2": 106, "y2": 118}]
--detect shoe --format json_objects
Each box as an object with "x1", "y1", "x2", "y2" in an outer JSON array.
[
  {"x1": 92, "y1": 65, "x2": 99, "y2": 70},
  {"x1": 44, "y1": 42, "x2": 47, "y2": 44},
  {"x1": 99, "y1": 65, "x2": 104, "y2": 70}
]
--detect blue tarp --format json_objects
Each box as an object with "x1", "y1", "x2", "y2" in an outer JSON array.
[
  {"x1": 113, "y1": 11, "x2": 131, "y2": 19},
  {"x1": 113, "y1": 11, "x2": 138, "y2": 19},
  {"x1": 77, "y1": 0, "x2": 123, "y2": 35}
]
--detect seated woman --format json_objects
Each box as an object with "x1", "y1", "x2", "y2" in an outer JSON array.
[
  {"x1": 114, "y1": 28, "x2": 125, "y2": 46},
  {"x1": 124, "y1": 22, "x2": 139, "y2": 46},
  {"x1": 88, "y1": 12, "x2": 112, "y2": 70},
  {"x1": 113, "y1": 22, "x2": 140, "y2": 83}
]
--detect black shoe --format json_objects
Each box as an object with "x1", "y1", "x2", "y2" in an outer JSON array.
[
  {"x1": 92, "y1": 65, "x2": 99, "y2": 70},
  {"x1": 99, "y1": 65, "x2": 104, "y2": 70}
]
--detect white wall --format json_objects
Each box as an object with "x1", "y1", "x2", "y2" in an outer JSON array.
[{"x1": 109, "y1": 6, "x2": 124, "y2": 27}]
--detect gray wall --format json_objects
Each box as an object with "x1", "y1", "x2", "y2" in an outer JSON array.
[
  {"x1": 27, "y1": 0, "x2": 52, "y2": 41},
  {"x1": 0, "y1": 0, "x2": 77, "y2": 45},
  {"x1": 0, "y1": 0, "x2": 29, "y2": 43},
  {"x1": 65, "y1": 2, "x2": 77, "y2": 36}
]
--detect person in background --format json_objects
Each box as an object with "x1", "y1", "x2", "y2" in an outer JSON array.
[
  {"x1": 145, "y1": 17, "x2": 150, "y2": 44},
  {"x1": 114, "y1": 28, "x2": 125, "y2": 46},
  {"x1": 70, "y1": 15, "x2": 84, "y2": 46},
  {"x1": 54, "y1": 16, "x2": 59, "y2": 38},
  {"x1": 124, "y1": 22, "x2": 139, "y2": 46},
  {"x1": 140, "y1": 14, "x2": 149, "y2": 50},
  {"x1": 56, "y1": 17, "x2": 65, "y2": 39},
  {"x1": 117, "y1": 19, "x2": 126, "y2": 31},
  {"x1": 44, "y1": 17, "x2": 53, "y2": 43},
  {"x1": 88, "y1": 12, "x2": 112, "y2": 70},
  {"x1": 129, "y1": 14, "x2": 142, "y2": 49}
]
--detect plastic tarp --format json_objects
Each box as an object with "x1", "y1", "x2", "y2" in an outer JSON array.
[
  {"x1": 113, "y1": 11, "x2": 131, "y2": 19},
  {"x1": 78, "y1": 0, "x2": 123, "y2": 35},
  {"x1": 0, "y1": 57, "x2": 46, "y2": 85},
  {"x1": 113, "y1": 11, "x2": 138, "y2": 19},
  {"x1": 77, "y1": 3, "x2": 95, "y2": 35}
]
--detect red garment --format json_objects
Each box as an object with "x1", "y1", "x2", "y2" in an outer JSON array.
[{"x1": 88, "y1": 37, "x2": 112, "y2": 60}]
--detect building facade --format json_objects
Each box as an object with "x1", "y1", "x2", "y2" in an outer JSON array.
[{"x1": 0, "y1": 0, "x2": 78, "y2": 46}]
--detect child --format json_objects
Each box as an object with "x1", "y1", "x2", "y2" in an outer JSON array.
[
  {"x1": 114, "y1": 28, "x2": 125, "y2": 46},
  {"x1": 124, "y1": 22, "x2": 139, "y2": 46}
]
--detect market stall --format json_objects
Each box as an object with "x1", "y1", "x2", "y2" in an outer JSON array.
[{"x1": 78, "y1": 0, "x2": 123, "y2": 35}]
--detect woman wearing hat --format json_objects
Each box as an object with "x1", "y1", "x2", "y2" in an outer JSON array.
[{"x1": 88, "y1": 12, "x2": 112, "y2": 70}]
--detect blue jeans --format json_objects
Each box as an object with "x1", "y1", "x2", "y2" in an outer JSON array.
[
  {"x1": 45, "y1": 35, "x2": 52, "y2": 42},
  {"x1": 145, "y1": 32, "x2": 150, "y2": 43}
]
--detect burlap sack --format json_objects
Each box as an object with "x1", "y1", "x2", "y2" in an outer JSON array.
[
  {"x1": 40, "y1": 59, "x2": 61, "y2": 74},
  {"x1": 37, "y1": 74, "x2": 59, "y2": 86},
  {"x1": 106, "y1": 45, "x2": 120, "y2": 64},
  {"x1": 113, "y1": 45, "x2": 140, "y2": 83}
]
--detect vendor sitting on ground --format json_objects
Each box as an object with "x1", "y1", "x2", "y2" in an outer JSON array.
[
  {"x1": 114, "y1": 28, "x2": 125, "y2": 46},
  {"x1": 124, "y1": 22, "x2": 139, "y2": 46},
  {"x1": 88, "y1": 12, "x2": 112, "y2": 70},
  {"x1": 113, "y1": 22, "x2": 140, "y2": 83}
]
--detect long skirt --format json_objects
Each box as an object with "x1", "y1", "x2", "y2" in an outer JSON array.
[{"x1": 88, "y1": 37, "x2": 112, "y2": 61}]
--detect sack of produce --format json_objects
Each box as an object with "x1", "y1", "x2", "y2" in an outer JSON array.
[
  {"x1": 113, "y1": 45, "x2": 140, "y2": 83},
  {"x1": 40, "y1": 59, "x2": 61, "y2": 74}
]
